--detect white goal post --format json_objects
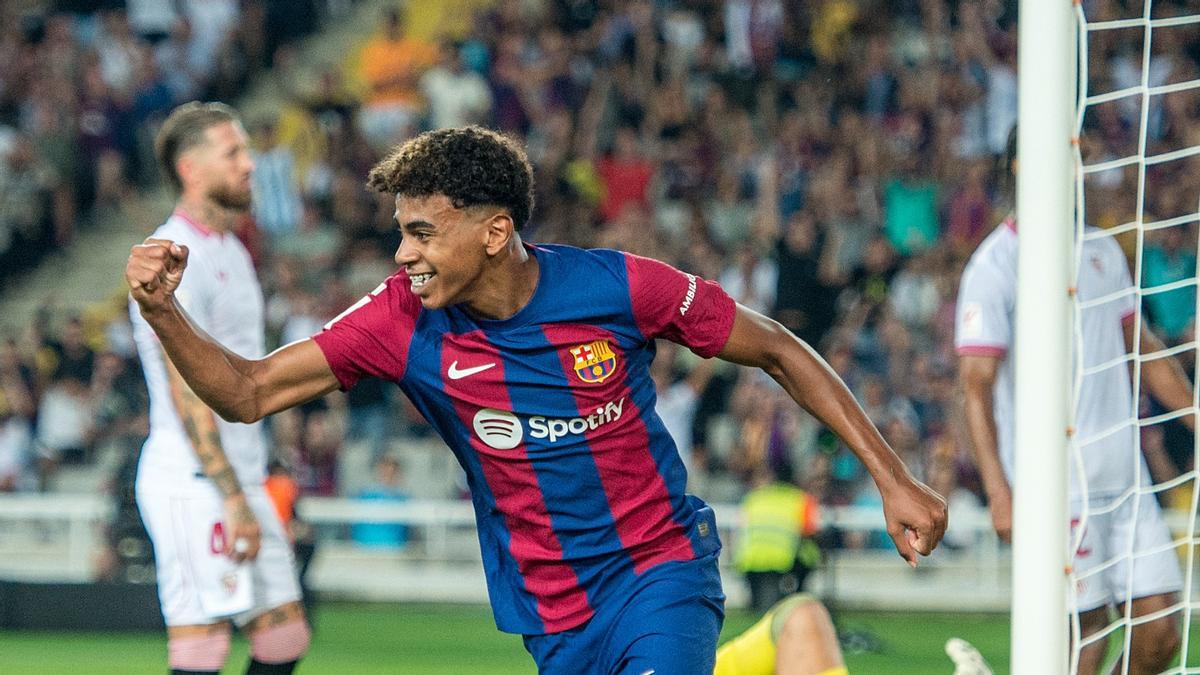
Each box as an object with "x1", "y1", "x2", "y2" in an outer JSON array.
[
  {"x1": 1013, "y1": 0, "x2": 1076, "y2": 672},
  {"x1": 1017, "y1": 1, "x2": 1200, "y2": 672}
]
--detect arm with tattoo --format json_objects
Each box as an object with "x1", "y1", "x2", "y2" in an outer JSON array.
[{"x1": 165, "y1": 357, "x2": 262, "y2": 562}]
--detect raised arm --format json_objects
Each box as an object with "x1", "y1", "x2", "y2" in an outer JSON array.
[
  {"x1": 126, "y1": 238, "x2": 340, "y2": 423},
  {"x1": 717, "y1": 303, "x2": 947, "y2": 566}
]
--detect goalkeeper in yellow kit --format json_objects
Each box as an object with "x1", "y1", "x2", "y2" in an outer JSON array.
[
  {"x1": 713, "y1": 594, "x2": 994, "y2": 675},
  {"x1": 714, "y1": 594, "x2": 846, "y2": 675}
]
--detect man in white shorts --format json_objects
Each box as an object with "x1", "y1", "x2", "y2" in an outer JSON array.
[
  {"x1": 957, "y1": 145, "x2": 1191, "y2": 675},
  {"x1": 130, "y1": 102, "x2": 309, "y2": 674}
]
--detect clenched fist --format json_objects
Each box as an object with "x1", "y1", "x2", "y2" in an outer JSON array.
[
  {"x1": 880, "y1": 474, "x2": 949, "y2": 567},
  {"x1": 127, "y1": 237, "x2": 190, "y2": 314}
]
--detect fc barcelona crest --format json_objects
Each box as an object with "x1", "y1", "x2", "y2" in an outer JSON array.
[{"x1": 570, "y1": 340, "x2": 617, "y2": 384}]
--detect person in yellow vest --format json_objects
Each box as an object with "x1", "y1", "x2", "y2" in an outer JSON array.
[
  {"x1": 719, "y1": 464, "x2": 994, "y2": 675},
  {"x1": 734, "y1": 462, "x2": 822, "y2": 613}
]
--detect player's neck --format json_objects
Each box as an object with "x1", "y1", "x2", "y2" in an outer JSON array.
[
  {"x1": 462, "y1": 241, "x2": 538, "y2": 321},
  {"x1": 176, "y1": 196, "x2": 238, "y2": 235}
]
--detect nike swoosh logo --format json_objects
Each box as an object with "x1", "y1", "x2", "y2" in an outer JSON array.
[{"x1": 448, "y1": 361, "x2": 497, "y2": 380}]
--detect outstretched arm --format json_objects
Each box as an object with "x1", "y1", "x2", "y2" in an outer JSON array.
[
  {"x1": 127, "y1": 238, "x2": 341, "y2": 423},
  {"x1": 717, "y1": 304, "x2": 948, "y2": 566}
]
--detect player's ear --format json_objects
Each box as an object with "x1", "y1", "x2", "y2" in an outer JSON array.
[
  {"x1": 483, "y1": 212, "x2": 514, "y2": 256},
  {"x1": 176, "y1": 153, "x2": 196, "y2": 190}
]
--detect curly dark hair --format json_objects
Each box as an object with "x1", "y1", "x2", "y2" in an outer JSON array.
[{"x1": 367, "y1": 126, "x2": 535, "y2": 230}]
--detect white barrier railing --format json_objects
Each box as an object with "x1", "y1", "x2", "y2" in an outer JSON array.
[{"x1": 10, "y1": 493, "x2": 1194, "y2": 609}]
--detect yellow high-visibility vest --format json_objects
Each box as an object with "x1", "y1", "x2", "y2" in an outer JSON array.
[{"x1": 733, "y1": 483, "x2": 819, "y2": 573}]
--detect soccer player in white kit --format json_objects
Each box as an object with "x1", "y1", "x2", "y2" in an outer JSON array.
[
  {"x1": 956, "y1": 147, "x2": 1192, "y2": 675},
  {"x1": 129, "y1": 102, "x2": 309, "y2": 674}
]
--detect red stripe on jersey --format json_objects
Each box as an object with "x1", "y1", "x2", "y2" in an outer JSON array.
[
  {"x1": 441, "y1": 331, "x2": 592, "y2": 632},
  {"x1": 540, "y1": 324, "x2": 695, "y2": 575}
]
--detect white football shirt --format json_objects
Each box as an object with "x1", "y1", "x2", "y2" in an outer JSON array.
[
  {"x1": 956, "y1": 220, "x2": 1142, "y2": 497},
  {"x1": 130, "y1": 211, "x2": 268, "y2": 487}
]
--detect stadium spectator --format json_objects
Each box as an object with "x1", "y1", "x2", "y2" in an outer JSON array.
[
  {"x1": 351, "y1": 454, "x2": 410, "y2": 549},
  {"x1": 250, "y1": 119, "x2": 303, "y2": 238},
  {"x1": 34, "y1": 373, "x2": 94, "y2": 485},
  {"x1": 354, "y1": 7, "x2": 436, "y2": 152},
  {"x1": 0, "y1": 338, "x2": 35, "y2": 491},
  {"x1": 89, "y1": 349, "x2": 148, "y2": 463},
  {"x1": 720, "y1": 244, "x2": 779, "y2": 317},
  {"x1": 1141, "y1": 223, "x2": 1197, "y2": 344},
  {"x1": 39, "y1": 315, "x2": 95, "y2": 388},
  {"x1": 596, "y1": 126, "x2": 656, "y2": 224},
  {"x1": 419, "y1": 39, "x2": 493, "y2": 130},
  {"x1": 651, "y1": 340, "x2": 715, "y2": 483},
  {"x1": 771, "y1": 209, "x2": 840, "y2": 349},
  {"x1": 154, "y1": 16, "x2": 204, "y2": 103},
  {"x1": 297, "y1": 404, "x2": 341, "y2": 497},
  {"x1": 0, "y1": 133, "x2": 58, "y2": 277},
  {"x1": 883, "y1": 156, "x2": 940, "y2": 256}
]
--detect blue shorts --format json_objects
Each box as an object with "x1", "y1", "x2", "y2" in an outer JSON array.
[{"x1": 522, "y1": 552, "x2": 725, "y2": 674}]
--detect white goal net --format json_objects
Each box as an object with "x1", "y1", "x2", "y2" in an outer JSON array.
[{"x1": 1067, "y1": 1, "x2": 1200, "y2": 673}]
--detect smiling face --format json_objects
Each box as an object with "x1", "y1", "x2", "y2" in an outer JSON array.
[{"x1": 393, "y1": 193, "x2": 503, "y2": 309}]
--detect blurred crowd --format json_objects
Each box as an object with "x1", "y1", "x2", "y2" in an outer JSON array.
[
  {"x1": 0, "y1": 0, "x2": 330, "y2": 286},
  {"x1": 3, "y1": 0, "x2": 1200, "y2": 555}
]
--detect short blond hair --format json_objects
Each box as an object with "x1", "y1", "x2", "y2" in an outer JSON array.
[{"x1": 154, "y1": 101, "x2": 240, "y2": 193}]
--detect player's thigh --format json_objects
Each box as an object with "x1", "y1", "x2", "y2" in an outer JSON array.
[
  {"x1": 1099, "y1": 487, "x2": 1185, "y2": 598},
  {"x1": 235, "y1": 489, "x2": 303, "y2": 628},
  {"x1": 608, "y1": 561, "x2": 725, "y2": 675},
  {"x1": 137, "y1": 487, "x2": 237, "y2": 626},
  {"x1": 613, "y1": 597, "x2": 723, "y2": 675},
  {"x1": 1069, "y1": 499, "x2": 1113, "y2": 612},
  {"x1": 523, "y1": 589, "x2": 722, "y2": 675}
]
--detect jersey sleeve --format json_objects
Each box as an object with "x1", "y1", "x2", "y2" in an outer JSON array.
[
  {"x1": 310, "y1": 274, "x2": 419, "y2": 390},
  {"x1": 624, "y1": 253, "x2": 736, "y2": 358},
  {"x1": 955, "y1": 257, "x2": 1013, "y2": 357}
]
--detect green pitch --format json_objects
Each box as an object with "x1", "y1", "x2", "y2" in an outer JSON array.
[{"x1": 0, "y1": 602, "x2": 1012, "y2": 673}]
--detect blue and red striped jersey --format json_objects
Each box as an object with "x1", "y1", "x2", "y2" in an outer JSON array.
[{"x1": 312, "y1": 244, "x2": 737, "y2": 634}]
